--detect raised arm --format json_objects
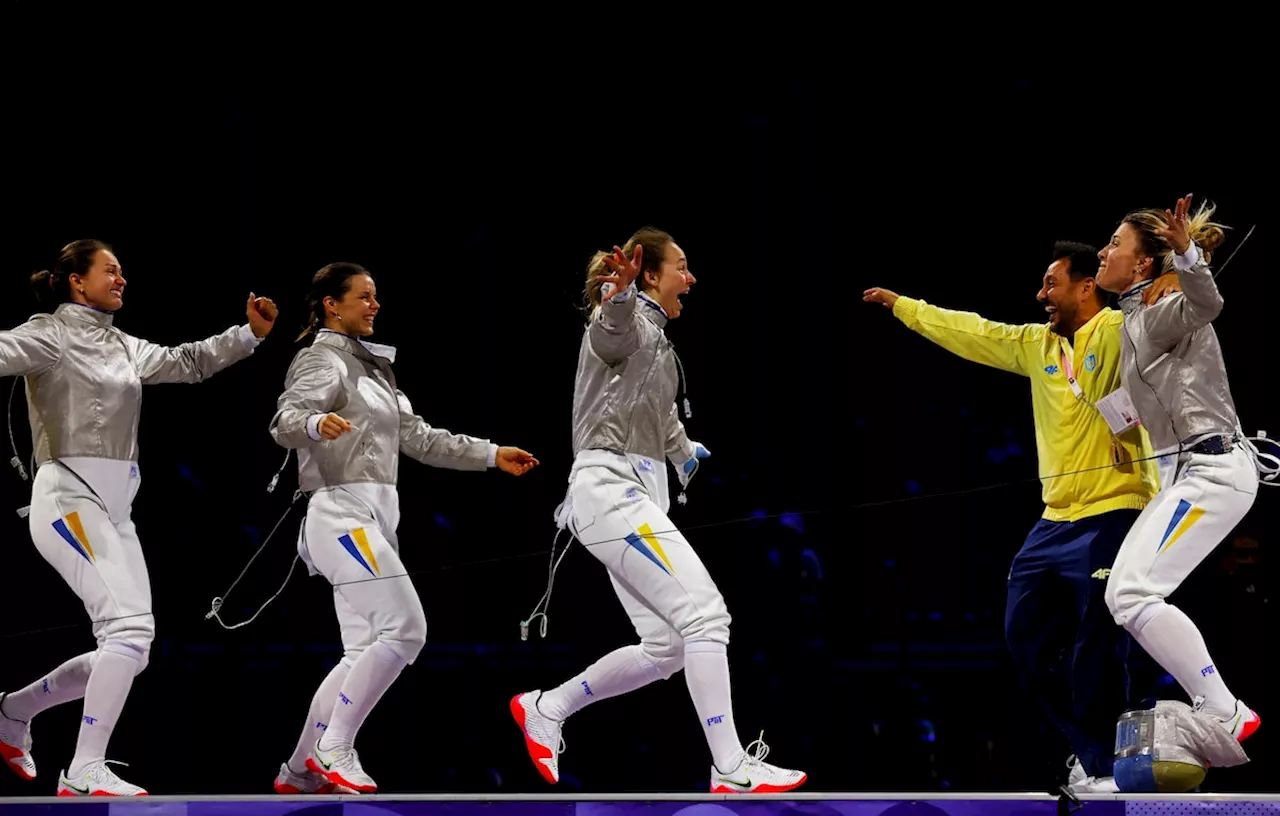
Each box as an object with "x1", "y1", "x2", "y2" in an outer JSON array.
[
  {"x1": 0, "y1": 316, "x2": 63, "y2": 378},
  {"x1": 397, "y1": 389, "x2": 496, "y2": 471},
  {"x1": 589, "y1": 283, "x2": 643, "y2": 365},
  {"x1": 269, "y1": 348, "x2": 345, "y2": 450},
  {"x1": 865, "y1": 288, "x2": 1040, "y2": 377},
  {"x1": 1143, "y1": 243, "x2": 1224, "y2": 349}
]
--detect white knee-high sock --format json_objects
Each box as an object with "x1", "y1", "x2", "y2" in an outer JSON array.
[
  {"x1": 2, "y1": 652, "x2": 94, "y2": 722},
  {"x1": 289, "y1": 661, "x2": 351, "y2": 773},
  {"x1": 317, "y1": 641, "x2": 404, "y2": 752},
  {"x1": 1129, "y1": 602, "x2": 1236, "y2": 720},
  {"x1": 684, "y1": 639, "x2": 744, "y2": 773},
  {"x1": 68, "y1": 651, "x2": 139, "y2": 777},
  {"x1": 537, "y1": 645, "x2": 666, "y2": 721}
]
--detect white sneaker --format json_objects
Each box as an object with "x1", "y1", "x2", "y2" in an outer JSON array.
[
  {"x1": 0, "y1": 695, "x2": 35, "y2": 781},
  {"x1": 273, "y1": 761, "x2": 357, "y2": 794},
  {"x1": 1065, "y1": 754, "x2": 1118, "y2": 794},
  {"x1": 710, "y1": 732, "x2": 807, "y2": 794},
  {"x1": 57, "y1": 761, "x2": 147, "y2": 796},
  {"x1": 1221, "y1": 699, "x2": 1261, "y2": 743},
  {"x1": 510, "y1": 691, "x2": 564, "y2": 784},
  {"x1": 306, "y1": 740, "x2": 376, "y2": 793}
]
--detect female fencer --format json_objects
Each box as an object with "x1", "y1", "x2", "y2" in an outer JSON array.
[
  {"x1": 510, "y1": 228, "x2": 808, "y2": 793},
  {"x1": 0, "y1": 239, "x2": 277, "y2": 795},
  {"x1": 269, "y1": 261, "x2": 538, "y2": 794}
]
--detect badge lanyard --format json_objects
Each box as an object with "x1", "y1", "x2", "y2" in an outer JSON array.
[
  {"x1": 1060, "y1": 348, "x2": 1084, "y2": 400},
  {"x1": 1061, "y1": 343, "x2": 1130, "y2": 465}
]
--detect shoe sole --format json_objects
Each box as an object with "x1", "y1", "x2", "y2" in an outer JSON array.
[
  {"x1": 274, "y1": 779, "x2": 359, "y2": 795},
  {"x1": 0, "y1": 745, "x2": 35, "y2": 782},
  {"x1": 274, "y1": 781, "x2": 338, "y2": 794},
  {"x1": 56, "y1": 788, "x2": 148, "y2": 797},
  {"x1": 305, "y1": 757, "x2": 376, "y2": 794},
  {"x1": 509, "y1": 694, "x2": 558, "y2": 785},
  {"x1": 1238, "y1": 712, "x2": 1261, "y2": 743},
  {"x1": 712, "y1": 773, "x2": 808, "y2": 794}
]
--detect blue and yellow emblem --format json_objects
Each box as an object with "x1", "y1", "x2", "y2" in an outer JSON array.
[
  {"x1": 339, "y1": 528, "x2": 381, "y2": 576},
  {"x1": 52, "y1": 512, "x2": 94, "y2": 563},
  {"x1": 1157, "y1": 499, "x2": 1204, "y2": 555},
  {"x1": 624, "y1": 523, "x2": 675, "y2": 575}
]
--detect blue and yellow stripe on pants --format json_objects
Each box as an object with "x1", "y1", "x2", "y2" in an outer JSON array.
[
  {"x1": 52, "y1": 512, "x2": 95, "y2": 564},
  {"x1": 339, "y1": 528, "x2": 381, "y2": 577},
  {"x1": 624, "y1": 522, "x2": 675, "y2": 575},
  {"x1": 1157, "y1": 499, "x2": 1204, "y2": 555}
]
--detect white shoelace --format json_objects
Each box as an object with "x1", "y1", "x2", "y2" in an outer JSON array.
[{"x1": 742, "y1": 731, "x2": 771, "y2": 766}]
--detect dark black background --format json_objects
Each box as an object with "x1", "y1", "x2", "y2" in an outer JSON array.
[{"x1": 2, "y1": 45, "x2": 1272, "y2": 797}]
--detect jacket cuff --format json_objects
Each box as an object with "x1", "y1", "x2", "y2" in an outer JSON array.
[
  {"x1": 892, "y1": 296, "x2": 921, "y2": 326},
  {"x1": 238, "y1": 323, "x2": 264, "y2": 350},
  {"x1": 487, "y1": 443, "x2": 498, "y2": 468},
  {"x1": 1173, "y1": 243, "x2": 1203, "y2": 271}
]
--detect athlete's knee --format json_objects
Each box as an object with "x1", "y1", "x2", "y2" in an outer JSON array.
[
  {"x1": 340, "y1": 642, "x2": 366, "y2": 671},
  {"x1": 99, "y1": 614, "x2": 154, "y2": 675},
  {"x1": 677, "y1": 595, "x2": 732, "y2": 645},
  {"x1": 382, "y1": 606, "x2": 427, "y2": 665},
  {"x1": 99, "y1": 639, "x2": 149, "y2": 676},
  {"x1": 640, "y1": 631, "x2": 685, "y2": 679},
  {"x1": 1106, "y1": 573, "x2": 1160, "y2": 630}
]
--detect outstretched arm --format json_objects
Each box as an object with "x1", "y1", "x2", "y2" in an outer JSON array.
[
  {"x1": 269, "y1": 348, "x2": 345, "y2": 449},
  {"x1": 397, "y1": 389, "x2": 497, "y2": 471},
  {"x1": 864, "y1": 287, "x2": 1040, "y2": 377},
  {"x1": 0, "y1": 317, "x2": 63, "y2": 378},
  {"x1": 128, "y1": 294, "x2": 278, "y2": 385}
]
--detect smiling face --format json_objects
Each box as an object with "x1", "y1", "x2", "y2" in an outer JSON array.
[
  {"x1": 642, "y1": 241, "x2": 696, "y2": 318},
  {"x1": 71, "y1": 249, "x2": 127, "y2": 311},
  {"x1": 325, "y1": 274, "x2": 379, "y2": 337},
  {"x1": 1097, "y1": 222, "x2": 1152, "y2": 294},
  {"x1": 1036, "y1": 258, "x2": 1096, "y2": 336}
]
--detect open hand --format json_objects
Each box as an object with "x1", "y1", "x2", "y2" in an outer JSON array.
[
  {"x1": 496, "y1": 446, "x2": 540, "y2": 476},
  {"x1": 1155, "y1": 194, "x2": 1194, "y2": 255},
  {"x1": 1143, "y1": 272, "x2": 1183, "y2": 305},
  {"x1": 247, "y1": 292, "x2": 279, "y2": 338},
  {"x1": 318, "y1": 413, "x2": 354, "y2": 440},
  {"x1": 598, "y1": 244, "x2": 643, "y2": 301},
  {"x1": 863, "y1": 287, "x2": 900, "y2": 308}
]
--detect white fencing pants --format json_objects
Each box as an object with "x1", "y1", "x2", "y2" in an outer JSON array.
[
  {"x1": 300, "y1": 485, "x2": 427, "y2": 667},
  {"x1": 568, "y1": 463, "x2": 732, "y2": 669},
  {"x1": 27, "y1": 460, "x2": 154, "y2": 668},
  {"x1": 1105, "y1": 445, "x2": 1259, "y2": 718},
  {"x1": 564, "y1": 462, "x2": 744, "y2": 768}
]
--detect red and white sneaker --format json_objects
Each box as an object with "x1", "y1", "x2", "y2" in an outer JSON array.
[
  {"x1": 1222, "y1": 699, "x2": 1261, "y2": 743},
  {"x1": 510, "y1": 691, "x2": 564, "y2": 784},
  {"x1": 710, "y1": 732, "x2": 807, "y2": 794},
  {"x1": 57, "y1": 761, "x2": 147, "y2": 796},
  {"x1": 306, "y1": 741, "x2": 376, "y2": 793},
  {"x1": 0, "y1": 695, "x2": 35, "y2": 781},
  {"x1": 273, "y1": 761, "x2": 356, "y2": 794}
]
